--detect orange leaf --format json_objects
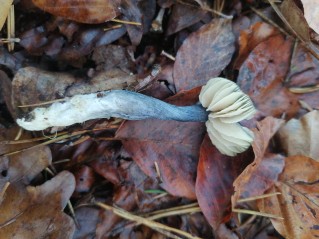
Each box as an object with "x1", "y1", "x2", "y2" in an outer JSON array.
[
  {"x1": 258, "y1": 156, "x2": 319, "y2": 239},
  {"x1": 32, "y1": 0, "x2": 120, "y2": 24}
]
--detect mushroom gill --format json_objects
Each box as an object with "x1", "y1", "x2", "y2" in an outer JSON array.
[{"x1": 199, "y1": 77, "x2": 256, "y2": 156}]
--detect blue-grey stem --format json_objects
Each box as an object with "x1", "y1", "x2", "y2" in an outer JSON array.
[{"x1": 103, "y1": 90, "x2": 208, "y2": 122}]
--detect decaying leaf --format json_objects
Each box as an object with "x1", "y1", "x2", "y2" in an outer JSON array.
[
  {"x1": 278, "y1": 110, "x2": 319, "y2": 160},
  {"x1": 301, "y1": 0, "x2": 319, "y2": 34},
  {"x1": 116, "y1": 88, "x2": 206, "y2": 199},
  {"x1": 0, "y1": 171, "x2": 75, "y2": 238},
  {"x1": 196, "y1": 135, "x2": 251, "y2": 230},
  {"x1": 166, "y1": 3, "x2": 207, "y2": 36},
  {"x1": 12, "y1": 67, "x2": 137, "y2": 110},
  {"x1": 0, "y1": 127, "x2": 52, "y2": 192},
  {"x1": 234, "y1": 22, "x2": 280, "y2": 69},
  {"x1": 232, "y1": 117, "x2": 285, "y2": 205},
  {"x1": 173, "y1": 19, "x2": 235, "y2": 92},
  {"x1": 281, "y1": 0, "x2": 310, "y2": 42},
  {"x1": 237, "y1": 34, "x2": 299, "y2": 118},
  {"x1": 32, "y1": 0, "x2": 120, "y2": 24},
  {"x1": 258, "y1": 156, "x2": 319, "y2": 239}
]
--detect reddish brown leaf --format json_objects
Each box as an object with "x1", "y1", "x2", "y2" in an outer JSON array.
[
  {"x1": 116, "y1": 88, "x2": 205, "y2": 199},
  {"x1": 74, "y1": 165, "x2": 96, "y2": 193},
  {"x1": 0, "y1": 171, "x2": 75, "y2": 238},
  {"x1": 237, "y1": 34, "x2": 299, "y2": 118},
  {"x1": 232, "y1": 117, "x2": 285, "y2": 204},
  {"x1": 32, "y1": 0, "x2": 120, "y2": 24},
  {"x1": 278, "y1": 110, "x2": 319, "y2": 160},
  {"x1": 196, "y1": 134, "x2": 252, "y2": 230},
  {"x1": 173, "y1": 19, "x2": 235, "y2": 92},
  {"x1": 258, "y1": 156, "x2": 319, "y2": 239},
  {"x1": 234, "y1": 22, "x2": 280, "y2": 69}
]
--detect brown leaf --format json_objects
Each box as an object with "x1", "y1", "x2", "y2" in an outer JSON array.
[
  {"x1": 301, "y1": 0, "x2": 319, "y2": 34},
  {"x1": 196, "y1": 134, "x2": 252, "y2": 230},
  {"x1": 116, "y1": 88, "x2": 206, "y2": 199},
  {"x1": 278, "y1": 110, "x2": 319, "y2": 160},
  {"x1": 258, "y1": 156, "x2": 319, "y2": 239},
  {"x1": 0, "y1": 171, "x2": 75, "y2": 238},
  {"x1": 166, "y1": 3, "x2": 207, "y2": 36},
  {"x1": 234, "y1": 22, "x2": 280, "y2": 69},
  {"x1": 284, "y1": 43, "x2": 319, "y2": 111},
  {"x1": 237, "y1": 34, "x2": 299, "y2": 118},
  {"x1": 120, "y1": 0, "x2": 143, "y2": 45},
  {"x1": 173, "y1": 19, "x2": 235, "y2": 92},
  {"x1": 232, "y1": 117, "x2": 285, "y2": 204},
  {"x1": 12, "y1": 67, "x2": 137, "y2": 110},
  {"x1": 32, "y1": 0, "x2": 120, "y2": 24},
  {"x1": 0, "y1": 127, "x2": 52, "y2": 192},
  {"x1": 280, "y1": 0, "x2": 310, "y2": 42}
]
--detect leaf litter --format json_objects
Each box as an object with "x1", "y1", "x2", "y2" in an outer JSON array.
[{"x1": 2, "y1": 0, "x2": 319, "y2": 238}]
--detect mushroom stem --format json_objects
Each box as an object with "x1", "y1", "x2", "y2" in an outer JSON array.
[{"x1": 16, "y1": 90, "x2": 208, "y2": 131}]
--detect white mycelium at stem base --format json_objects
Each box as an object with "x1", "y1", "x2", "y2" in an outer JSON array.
[{"x1": 199, "y1": 77, "x2": 256, "y2": 156}]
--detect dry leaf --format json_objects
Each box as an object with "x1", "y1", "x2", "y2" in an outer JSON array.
[
  {"x1": 234, "y1": 22, "x2": 279, "y2": 69},
  {"x1": 232, "y1": 117, "x2": 285, "y2": 204},
  {"x1": 0, "y1": 0, "x2": 13, "y2": 31},
  {"x1": 196, "y1": 135, "x2": 252, "y2": 230},
  {"x1": 278, "y1": 110, "x2": 319, "y2": 160},
  {"x1": 301, "y1": 0, "x2": 319, "y2": 34},
  {"x1": 116, "y1": 88, "x2": 206, "y2": 199},
  {"x1": 258, "y1": 156, "x2": 319, "y2": 239},
  {"x1": 281, "y1": 0, "x2": 310, "y2": 42},
  {"x1": 237, "y1": 34, "x2": 299, "y2": 118},
  {"x1": 173, "y1": 19, "x2": 235, "y2": 92},
  {"x1": 0, "y1": 171, "x2": 75, "y2": 238},
  {"x1": 32, "y1": 0, "x2": 120, "y2": 24}
]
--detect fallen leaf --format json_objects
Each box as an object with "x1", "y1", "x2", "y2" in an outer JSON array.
[
  {"x1": 237, "y1": 34, "x2": 299, "y2": 118},
  {"x1": 116, "y1": 88, "x2": 206, "y2": 199},
  {"x1": 232, "y1": 117, "x2": 285, "y2": 204},
  {"x1": 280, "y1": 0, "x2": 310, "y2": 42},
  {"x1": 0, "y1": 171, "x2": 75, "y2": 238},
  {"x1": 278, "y1": 110, "x2": 319, "y2": 160},
  {"x1": 119, "y1": 0, "x2": 143, "y2": 45},
  {"x1": 166, "y1": 3, "x2": 207, "y2": 36},
  {"x1": 0, "y1": 0, "x2": 13, "y2": 31},
  {"x1": 173, "y1": 19, "x2": 235, "y2": 92},
  {"x1": 32, "y1": 0, "x2": 120, "y2": 24},
  {"x1": 284, "y1": 43, "x2": 319, "y2": 112},
  {"x1": 73, "y1": 207, "x2": 100, "y2": 239},
  {"x1": 73, "y1": 165, "x2": 95, "y2": 193},
  {"x1": 234, "y1": 22, "x2": 280, "y2": 69},
  {"x1": 12, "y1": 67, "x2": 137, "y2": 110},
  {"x1": 258, "y1": 155, "x2": 319, "y2": 239},
  {"x1": 196, "y1": 134, "x2": 252, "y2": 230},
  {"x1": 0, "y1": 127, "x2": 52, "y2": 192},
  {"x1": 301, "y1": 0, "x2": 319, "y2": 34}
]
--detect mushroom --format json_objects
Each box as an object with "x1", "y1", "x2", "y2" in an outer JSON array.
[{"x1": 16, "y1": 77, "x2": 256, "y2": 156}]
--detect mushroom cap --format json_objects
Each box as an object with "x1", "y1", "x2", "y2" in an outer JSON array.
[{"x1": 199, "y1": 77, "x2": 256, "y2": 156}]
